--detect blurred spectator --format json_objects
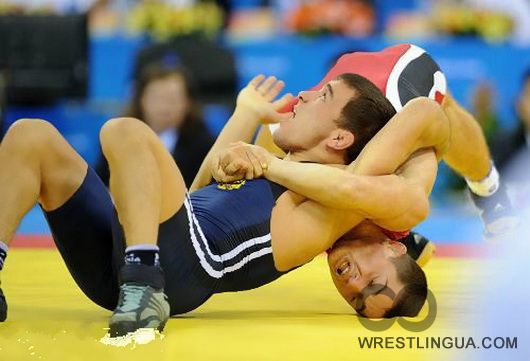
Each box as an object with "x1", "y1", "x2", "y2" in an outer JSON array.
[
  {"x1": 95, "y1": 63, "x2": 215, "y2": 187},
  {"x1": 285, "y1": 0, "x2": 375, "y2": 37},
  {"x1": 127, "y1": 0, "x2": 224, "y2": 41},
  {"x1": 464, "y1": 0, "x2": 530, "y2": 45},
  {"x1": 491, "y1": 69, "x2": 530, "y2": 173},
  {"x1": 471, "y1": 82, "x2": 499, "y2": 143}
]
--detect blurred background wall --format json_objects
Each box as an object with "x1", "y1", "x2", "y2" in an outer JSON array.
[{"x1": 1, "y1": 0, "x2": 529, "y2": 205}]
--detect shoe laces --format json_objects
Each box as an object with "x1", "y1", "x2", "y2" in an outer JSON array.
[{"x1": 119, "y1": 284, "x2": 147, "y2": 312}]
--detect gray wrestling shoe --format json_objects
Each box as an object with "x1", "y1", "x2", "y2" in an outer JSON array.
[
  {"x1": 469, "y1": 184, "x2": 519, "y2": 239},
  {"x1": 109, "y1": 282, "x2": 170, "y2": 337}
]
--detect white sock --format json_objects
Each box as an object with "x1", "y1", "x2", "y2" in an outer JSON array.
[
  {"x1": 125, "y1": 244, "x2": 159, "y2": 253},
  {"x1": 0, "y1": 241, "x2": 8, "y2": 271},
  {"x1": 465, "y1": 162, "x2": 500, "y2": 197}
]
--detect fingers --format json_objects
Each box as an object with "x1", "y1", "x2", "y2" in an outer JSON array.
[
  {"x1": 211, "y1": 156, "x2": 239, "y2": 183},
  {"x1": 224, "y1": 159, "x2": 248, "y2": 176},
  {"x1": 272, "y1": 93, "x2": 295, "y2": 110},
  {"x1": 245, "y1": 150, "x2": 263, "y2": 179},
  {"x1": 251, "y1": 75, "x2": 287, "y2": 101},
  {"x1": 260, "y1": 108, "x2": 292, "y2": 124},
  {"x1": 249, "y1": 74, "x2": 266, "y2": 88},
  {"x1": 215, "y1": 143, "x2": 270, "y2": 182},
  {"x1": 256, "y1": 76, "x2": 277, "y2": 95},
  {"x1": 265, "y1": 80, "x2": 285, "y2": 101}
]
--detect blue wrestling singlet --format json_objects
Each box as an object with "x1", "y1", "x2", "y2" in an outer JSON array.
[
  {"x1": 42, "y1": 167, "x2": 289, "y2": 316},
  {"x1": 156, "y1": 178, "x2": 289, "y2": 314}
]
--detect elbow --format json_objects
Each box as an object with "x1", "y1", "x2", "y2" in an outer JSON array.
[
  {"x1": 407, "y1": 188, "x2": 430, "y2": 226},
  {"x1": 273, "y1": 255, "x2": 296, "y2": 273}
]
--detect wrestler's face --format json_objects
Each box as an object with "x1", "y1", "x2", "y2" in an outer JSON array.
[
  {"x1": 273, "y1": 79, "x2": 356, "y2": 159},
  {"x1": 327, "y1": 237, "x2": 406, "y2": 318}
]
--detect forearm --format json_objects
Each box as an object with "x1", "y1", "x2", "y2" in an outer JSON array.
[
  {"x1": 190, "y1": 109, "x2": 260, "y2": 191},
  {"x1": 266, "y1": 159, "x2": 415, "y2": 215},
  {"x1": 266, "y1": 154, "x2": 432, "y2": 224},
  {"x1": 266, "y1": 158, "x2": 358, "y2": 209}
]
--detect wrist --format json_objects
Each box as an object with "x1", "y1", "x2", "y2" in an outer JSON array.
[
  {"x1": 264, "y1": 156, "x2": 282, "y2": 180},
  {"x1": 233, "y1": 106, "x2": 261, "y2": 123}
]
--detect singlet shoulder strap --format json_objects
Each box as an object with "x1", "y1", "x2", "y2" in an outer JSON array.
[{"x1": 267, "y1": 181, "x2": 287, "y2": 201}]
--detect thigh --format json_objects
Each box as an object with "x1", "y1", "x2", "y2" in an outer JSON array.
[
  {"x1": 101, "y1": 117, "x2": 187, "y2": 223},
  {"x1": 42, "y1": 167, "x2": 124, "y2": 310},
  {"x1": 157, "y1": 197, "x2": 216, "y2": 315},
  {"x1": 1, "y1": 118, "x2": 88, "y2": 212}
]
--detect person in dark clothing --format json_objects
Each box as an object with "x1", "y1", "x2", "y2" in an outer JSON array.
[
  {"x1": 95, "y1": 63, "x2": 215, "y2": 187},
  {"x1": 492, "y1": 69, "x2": 530, "y2": 174}
]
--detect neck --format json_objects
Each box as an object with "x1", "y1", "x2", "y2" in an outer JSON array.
[
  {"x1": 285, "y1": 148, "x2": 345, "y2": 165},
  {"x1": 348, "y1": 221, "x2": 386, "y2": 239}
]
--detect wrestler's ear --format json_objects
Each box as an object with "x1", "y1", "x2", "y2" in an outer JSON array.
[
  {"x1": 384, "y1": 240, "x2": 407, "y2": 257},
  {"x1": 326, "y1": 129, "x2": 354, "y2": 151}
]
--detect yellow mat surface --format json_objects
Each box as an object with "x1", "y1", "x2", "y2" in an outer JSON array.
[{"x1": 0, "y1": 249, "x2": 487, "y2": 361}]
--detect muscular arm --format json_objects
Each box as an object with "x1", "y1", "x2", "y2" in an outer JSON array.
[
  {"x1": 272, "y1": 149, "x2": 437, "y2": 270},
  {"x1": 190, "y1": 108, "x2": 261, "y2": 192},
  {"x1": 267, "y1": 148, "x2": 436, "y2": 229},
  {"x1": 190, "y1": 76, "x2": 292, "y2": 192},
  {"x1": 263, "y1": 96, "x2": 446, "y2": 217}
]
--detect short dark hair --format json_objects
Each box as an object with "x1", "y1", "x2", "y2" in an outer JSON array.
[
  {"x1": 335, "y1": 73, "x2": 397, "y2": 163},
  {"x1": 384, "y1": 254, "x2": 428, "y2": 318}
]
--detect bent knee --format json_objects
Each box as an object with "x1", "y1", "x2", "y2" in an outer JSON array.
[
  {"x1": 4, "y1": 118, "x2": 61, "y2": 149},
  {"x1": 99, "y1": 117, "x2": 151, "y2": 151}
]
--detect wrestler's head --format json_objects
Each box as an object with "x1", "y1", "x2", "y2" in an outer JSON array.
[
  {"x1": 327, "y1": 233, "x2": 427, "y2": 318},
  {"x1": 273, "y1": 73, "x2": 396, "y2": 164}
]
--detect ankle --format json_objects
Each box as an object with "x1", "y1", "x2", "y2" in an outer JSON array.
[
  {"x1": 124, "y1": 244, "x2": 160, "y2": 267},
  {"x1": 466, "y1": 162, "x2": 499, "y2": 197},
  {"x1": 119, "y1": 263, "x2": 165, "y2": 290}
]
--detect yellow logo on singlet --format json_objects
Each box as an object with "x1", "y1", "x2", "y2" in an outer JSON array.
[{"x1": 217, "y1": 180, "x2": 246, "y2": 191}]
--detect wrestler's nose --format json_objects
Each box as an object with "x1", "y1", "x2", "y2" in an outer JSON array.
[{"x1": 298, "y1": 90, "x2": 316, "y2": 102}]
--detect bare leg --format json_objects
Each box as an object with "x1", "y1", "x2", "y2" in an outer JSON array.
[
  {"x1": 0, "y1": 118, "x2": 87, "y2": 321},
  {"x1": 441, "y1": 94, "x2": 514, "y2": 236},
  {"x1": 351, "y1": 94, "x2": 492, "y2": 182},
  {"x1": 441, "y1": 93, "x2": 491, "y2": 181},
  {"x1": 0, "y1": 118, "x2": 87, "y2": 244},
  {"x1": 99, "y1": 117, "x2": 186, "y2": 336},
  {"x1": 99, "y1": 117, "x2": 186, "y2": 247}
]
